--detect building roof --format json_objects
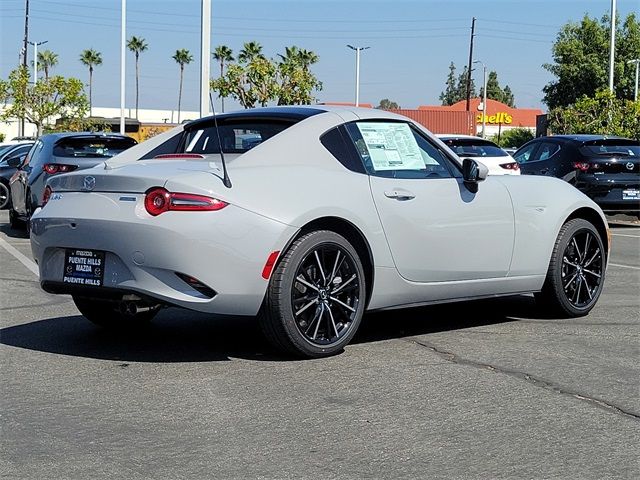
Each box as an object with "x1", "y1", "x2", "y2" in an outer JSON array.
[{"x1": 419, "y1": 98, "x2": 543, "y2": 128}]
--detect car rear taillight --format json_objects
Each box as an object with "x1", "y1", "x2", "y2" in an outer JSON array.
[
  {"x1": 144, "y1": 187, "x2": 228, "y2": 216},
  {"x1": 42, "y1": 185, "x2": 52, "y2": 207},
  {"x1": 499, "y1": 162, "x2": 520, "y2": 171},
  {"x1": 573, "y1": 162, "x2": 592, "y2": 172},
  {"x1": 43, "y1": 163, "x2": 78, "y2": 174}
]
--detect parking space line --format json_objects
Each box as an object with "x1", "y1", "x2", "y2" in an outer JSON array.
[
  {"x1": 0, "y1": 236, "x2": 39, "y2": 276},
  {"x1": 609, "y1": 263, "x2": 640, "y2": 271}
]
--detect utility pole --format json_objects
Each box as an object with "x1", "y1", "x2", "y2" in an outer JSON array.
[
  {"x1": 466, "y1": 17, "x2": 476, "y2": 111},
  {"x1": 20, "y1": 0, "x2": 30, "y2": 136},
  {"x1": 629, "y1": 59, "x2": 640, "y2": 101},
  {"x1": 474, "y1": 60, "x2": 487, "y2": 138},
  {"x1": 200, "y1": 0, "x2": 211, "y2": 118},
  {"x1": 28, "y1": 40, "x2": 47, "y2": 85},
  {"x1": 120, "y1": 0, "x2": 126, "y2": 134},
  {"x1": 347, "y1": 45, "x2": 370, "y2": 107},
  {"x1": 608, "y1": 0, "x2": 616, "y2": 92}
]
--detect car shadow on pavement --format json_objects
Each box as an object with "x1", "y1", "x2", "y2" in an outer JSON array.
[
  {"x1": 0, "y1": 222, "x2": 29, "y2": 239},
  {"x1": 0, "y1": 295, "x2": 554, "y2": 363}
]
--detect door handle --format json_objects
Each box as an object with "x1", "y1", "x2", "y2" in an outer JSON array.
[{"x1": 384, "y1": 189, "x2": 415, "y2": 201}]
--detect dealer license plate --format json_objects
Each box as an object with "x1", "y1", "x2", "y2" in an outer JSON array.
[
  {"x1": 63, "y1": 249, "x2": 105, "y2": 286},
  {"x1": 622, "y1": 189, "x2": 640, "y2": 200}
]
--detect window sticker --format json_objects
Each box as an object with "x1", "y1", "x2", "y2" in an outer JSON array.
[{"x1": 356, "y1": 122, "x2": 424, "y2": 171}]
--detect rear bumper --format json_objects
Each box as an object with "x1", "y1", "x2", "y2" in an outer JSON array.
[
  {"x1": 575, "y1": 175, "x2": 640, "y2": 212},
  {"x1": 30, "y1": 192, "x2": 297, "y2": 315}
]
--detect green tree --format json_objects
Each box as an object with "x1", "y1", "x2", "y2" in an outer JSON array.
[
  {"x1": 376, "y1": 99, "x2": 400, "y2": 109},
  {"x1": 479, "y1": 71, "x2": 516, "y2": 107},
  {"x1": 79, "y1": 49, "x2": 102, "y2": 115},
  {"x1": 543, "y1": 13, "x2": 640, "y2": 108},
  {"x1": 37, "y1": 50, "x2": 58, "y2": 80},
  {"x1": 0, "y1": 66, "x2": 88, "y2": 136},
  {"x1": 127, "y1": 35, "x2": 148, "y2": 119},
  {"x1": 172, "y1": 48, "x2": 193, "y2": 122},
  {"x1": 238, "y1": 41, "x2": 263, "y2": 63},
  {"x1": 548, "y1": 89, "x2": 640, "y2": 139},
  {"x1": 490, "y1": 127, "x2": 533, "y2": 148},
  {"x1": 439, "y1": 62, "x2": 458, "y2": 105},
  {"x1": 276, "y1": 45, "x2": 321, "y2": 105},
  {"x1": 212, "y1": 45, "x2": 234, "y2": 112}
]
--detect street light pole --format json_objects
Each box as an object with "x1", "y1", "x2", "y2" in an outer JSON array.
[
  {"x1": 629, "y1": 59, "x2": 640, "y2": 101},
  {"x1": 474, "y1": 60, "x2": 487, "y2": 138},
  {"x1": 200, "y1": 0, "x2": 211, "y2": 118},
  {"x1": 27, "y1": 40, "x2": 47, "y2": 85},
  {"x1": 608, "y1": 0, "x2": 616, "y2": 92},
  {"x1": 347, "y1": 45, "x2": 369, "y2": 107},
  {"x1": 120, "y1": 0, "x2": 126, "y2": 134}
]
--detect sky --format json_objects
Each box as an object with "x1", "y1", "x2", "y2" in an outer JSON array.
[{"x1": 1, "y1": 0, "x2": 638, "y2": 114}]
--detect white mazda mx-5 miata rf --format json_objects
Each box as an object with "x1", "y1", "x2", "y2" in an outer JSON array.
[{"x1": 30, "y1": 106, "x2": 609, "y2": 357}]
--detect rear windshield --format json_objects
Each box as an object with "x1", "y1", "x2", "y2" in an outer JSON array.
[
  {"x1": 0, "y1": 145, "x2": 15, "y2": 157},
  {"x1": 182, "y1": 120, "x2": 293, "y2": 154},
  {"x1": 580, "y1": 139, "x2": 640, "y2": 157},
  {"x1": 441, "y1": 138, "x2": 508, "y2": 157},
  {"x1": 53, "y1": 136, "x2": 137, "y2": 158}
]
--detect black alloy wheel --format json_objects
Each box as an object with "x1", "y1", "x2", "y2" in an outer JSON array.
[
  {"x1": 536, "y1": 218, "x2": 605, "y2": 317},
  {"x1": 291, "y1": 244, "x2": 361, "y2": 346},
  {"x1": 0, "y1": 183, "x2": 9, "y2": 210},
  {"x1": 259, "y1": 230, "x2": 366, "y2": 358}
]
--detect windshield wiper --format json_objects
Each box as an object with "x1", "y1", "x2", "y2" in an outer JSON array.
[{"x1": 594, "y1": 151, "x2": 631, "y2": 156}]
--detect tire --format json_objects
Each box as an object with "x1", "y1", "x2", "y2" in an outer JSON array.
[
  {"x1": 0, "y1": 183, "x2": 9, "y2": 210},
  {"x1": 73, "y1": 296, "x2": 159, "y2": 329},
  {"x1": 535, "y1": 218, "x2": 606, "y2": 317},
  {"x1": 259, "y1": 230, "x2": 367, "y2": 358}
]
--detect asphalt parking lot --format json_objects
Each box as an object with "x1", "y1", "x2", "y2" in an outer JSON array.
[{"x1": 0, "y1": 210, "x2": 638, "y2": 480}]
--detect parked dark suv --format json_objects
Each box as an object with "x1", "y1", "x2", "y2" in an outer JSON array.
[
  {"x1": 514, "y1": 135, "x2": 640, "y2": 216},
  {"x1": 9, "y1": 132, "x2": 137, "y2": 229}
]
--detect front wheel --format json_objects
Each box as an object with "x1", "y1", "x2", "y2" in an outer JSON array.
[
  {"x1": 0, "y1": 183, "x2": 9, "y2": 210},
  {"x1": 535, "y1": 218, "x2": 606, "y2": 317},
  {"x1": 73, "y1": 296, "x2": 159, "y2": 329},
  {"x1": 259, "y1": 230, "x2": 367, "y2": 358}
]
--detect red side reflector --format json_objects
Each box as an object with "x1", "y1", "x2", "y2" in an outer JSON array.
[
  {"x1": 154, "y1": 153, "x2": 205, "y2": 160},
  {"x1": 261, "y1": 251, "x2": 280, "y2": 280}
]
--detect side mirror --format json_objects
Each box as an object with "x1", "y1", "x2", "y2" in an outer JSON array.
[
  {"x1": 462, "y1": 158, "x2": 489, "y2": 193},
  {"x1": 6, "y1": 154, "x2": 26, "y2": 168}
]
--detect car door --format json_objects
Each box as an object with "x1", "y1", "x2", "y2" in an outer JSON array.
[
  {"x1": 523, "y1": 141, "x2": 561, "y2": 176},
  {"x1": 10, "y1": 141, "x2": 40, "y2": 215},
  {"x1": 344, "y1": 121, "x2": 515, "y2": 282}
]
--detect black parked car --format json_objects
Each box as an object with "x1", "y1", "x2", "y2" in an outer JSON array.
[
  {"x1": 9, "y1": 133, "x2": 137, "y2": 229},
  {"x1": 0, "y1": 142, "x2": 34, "y2": 209},
  {"x1": 514, "y1": 135, "x2": 640, "y2": 216}
]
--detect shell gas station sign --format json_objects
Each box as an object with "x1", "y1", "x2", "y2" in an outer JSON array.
[{"x1": 476, "y1": 112, "x2": 513, "y2": 124}]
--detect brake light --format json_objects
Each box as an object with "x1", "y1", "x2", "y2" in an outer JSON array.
[
  {"x1": 573, "y1": 162, "x2": 591, "y2": 172},
  {"x1": 42, "y1": 185, "x2": 52, "y2": 206},
  {"x1": 43, "y1": 163, "x2": 78, "y2": 174},
  {"x1": 154, "y1": 153, "x2": 205, "y2": 160},
  {"x1": 499, "y1": 162, "x2": 520, "y2": 171},
  {"x1": 144, "y1": 187, "x2": 228, "y2": 216}
]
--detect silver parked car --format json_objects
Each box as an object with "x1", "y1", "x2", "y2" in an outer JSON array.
[{"x1": 31, "y1": 106, "x2": 609, "y2": 358}]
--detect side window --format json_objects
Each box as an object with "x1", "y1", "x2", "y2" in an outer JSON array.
[
  {"x1": 532, "y1": 142, "x2": 560, "y2": 161},
  {"x1": 320, "y1": 126, "x2": 366, "y2": 174},
  {"x1": 514, "y1": 142, "x2": 538, "y2": 164},
  {"x1": 344, "y1": 121, "x2": 457, "y2": 179},
  {"x1": 22, "y1": 141, "x2": 43, "y2": 168}
]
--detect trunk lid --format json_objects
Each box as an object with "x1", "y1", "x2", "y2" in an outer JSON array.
[{"x1": 579, "y1": 139, "x2": 640, "y2": 174}]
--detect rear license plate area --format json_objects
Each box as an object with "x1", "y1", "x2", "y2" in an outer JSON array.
[
  {"x1": 622, "y1": 189, "x2": 639, "y2": 200},
  {"x1": 63, "y1": 249, "x2": 105, "y2": 286}
]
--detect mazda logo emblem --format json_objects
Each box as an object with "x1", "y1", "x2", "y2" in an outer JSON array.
[
  {"x1": 626, "y1": 162, "x2": 634, "y2": 171},
  {"x1": 82, "y1": 176, "x2": 96, "y2": 191}
]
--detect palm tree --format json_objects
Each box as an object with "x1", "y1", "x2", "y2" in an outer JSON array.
[
  {"x1": 37, "y1": 50, "x2": 58, "y2": 80},
  {"x1": 127, "y1": 36, "x2": 148, "y2": 119},
  {"x1": 172, "y1": 49, "x2": 193, "y2": 123},
  {"x1": 79, "y1": 49, "x2": 103, "y2": 116},
  {"x1": 238, "y1": 41, "x2": 263, "y2": 63},
  {"x1": 298, "y1": 49, "x2": 319, "y2": 71},
  {"x1": 212, "y1": 45, "x2": 233, "y2": 112}
]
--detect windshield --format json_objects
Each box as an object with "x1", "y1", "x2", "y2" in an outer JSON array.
[
  {"x1": 53, "y1": 136, "x2": 137, "y2": 158},
  {"x1": 440, "y1": 138, "x2": 509, "y2": 157},
  {"x1": 182, "y1": 120, "x2": 293, "y2": 154},
  {"x1": 580, "y1": 139, "x2": 640, "y2": 157}
]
